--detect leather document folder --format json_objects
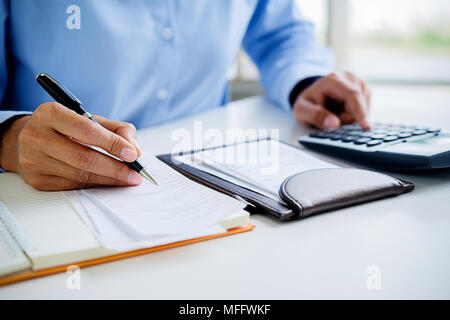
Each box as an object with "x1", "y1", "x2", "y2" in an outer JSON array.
[{"x1": 158, "y1": 139, "x2": 414, "y2": 221}]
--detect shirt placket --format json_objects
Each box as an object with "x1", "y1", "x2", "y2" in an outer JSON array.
[{"x1": 153, "y1": 1, "x2": 174, "y2": 114}]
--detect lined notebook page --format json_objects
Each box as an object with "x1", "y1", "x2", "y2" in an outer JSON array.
[
  {"x1": 0, "y1": 173, "x2": 109, "y2": 270},
  {"x1": 0, "y1": 201, "x2": 31, "y2": 277}
]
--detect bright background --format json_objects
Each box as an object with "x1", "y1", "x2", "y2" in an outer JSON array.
[{"x1": 231, "y1": 0, "x2": 450, "y2": 100}]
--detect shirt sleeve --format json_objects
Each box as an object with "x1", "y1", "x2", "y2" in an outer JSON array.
[
  {"x1": 243, "y1": 0, "x2": 334, "y2": 112},
  {"x1": 0, "y1": 1, "x2": 30, "y2": 127},
  {"x1": 0, "y1": 1, "x2": 30, "y2": 174}
]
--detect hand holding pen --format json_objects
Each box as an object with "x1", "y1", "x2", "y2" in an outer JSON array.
[{"x1": 0, "y1": 73, "x2": 156, "y2": 191}]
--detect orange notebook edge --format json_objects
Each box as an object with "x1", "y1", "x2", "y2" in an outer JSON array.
[{"x1": 0, "y1": 223, "x2": 255, "y2": 287}]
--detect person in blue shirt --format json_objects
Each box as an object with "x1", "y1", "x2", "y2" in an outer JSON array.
[{"x1": 0, "y1": 0, "x2": 370, "y2": 190}]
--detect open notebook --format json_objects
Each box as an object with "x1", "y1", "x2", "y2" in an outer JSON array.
[{"x1": 0, "y1": 157, "x2": 253, "y2": 285}]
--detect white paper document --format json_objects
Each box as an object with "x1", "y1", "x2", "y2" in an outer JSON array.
[
  {"x1": 66, "y1": 155, "x2": 245, "y2": 250},
  {"x1": 176, "y1": 140, "x2": 338, "y2": 202},
  {"x1": 67, "y1": 191, "x2": 226, "y2": 251}
]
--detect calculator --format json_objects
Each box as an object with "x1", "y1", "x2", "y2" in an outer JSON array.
[{"x1": 299, "y1": 123, "x2": 450, "y2": 170}]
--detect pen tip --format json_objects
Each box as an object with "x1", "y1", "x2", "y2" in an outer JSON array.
[{"x1": 140, "y1": 169, "x2": 159, "y2": 186}]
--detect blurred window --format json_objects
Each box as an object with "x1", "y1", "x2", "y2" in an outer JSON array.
[
  {"x1": 235, "y1": 0, "x2": 450, "y2": 85},
  {"x1": 346, "y1": 0, "x2": 450, "y2": 83}
]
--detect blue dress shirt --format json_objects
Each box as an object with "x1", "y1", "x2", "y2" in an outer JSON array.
[{"x1": 0, "y1": 0, "x2": 333, "y2": 129}]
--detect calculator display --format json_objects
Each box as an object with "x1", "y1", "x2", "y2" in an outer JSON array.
[
  {"x1": 410, "y1": 133, "x2": 450, "y2": 146},
  {"x1": 387, "y1": 133, "x2": 450, "y2": 156}
]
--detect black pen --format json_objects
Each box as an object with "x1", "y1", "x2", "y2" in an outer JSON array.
[{"x1": 35, "y1": 73, "x2": 158, "y2": 185}]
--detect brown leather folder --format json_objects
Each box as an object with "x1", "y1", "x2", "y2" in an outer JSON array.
[{"x1": 158, "y1": 139, "x2": 414, "y2": 221}]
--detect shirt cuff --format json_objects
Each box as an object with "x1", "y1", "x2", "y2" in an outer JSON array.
[
  {"x1": 0, "y1": 112, "x2": 31, "y2": 139},
  {"x1": 0, "y1": 112, "x2": 32, "y2": 172},
  {"x1": 0, "y1": 111, "x2": 32, "y2": 126},
  {"x1": 289, "y1": 76, "x2": 322, "y2": 107}
]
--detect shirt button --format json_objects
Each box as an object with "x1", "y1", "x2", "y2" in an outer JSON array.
[
  {"x1": 162, "y1": 27, "x2": 173, "y2": 40},
  {"x1": 156, "y1": 89, "x2": 168, "y2": 100}
]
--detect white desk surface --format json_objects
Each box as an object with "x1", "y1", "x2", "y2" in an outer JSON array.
[{"x1": 1, "y1": 85, "x2": 449, "y2": 299}]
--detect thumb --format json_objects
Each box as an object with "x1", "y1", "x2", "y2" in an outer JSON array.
[{"x1": 294, "y1": 98, "x2": 341, "y2": 130}]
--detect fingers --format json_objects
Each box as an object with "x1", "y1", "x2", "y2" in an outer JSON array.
[
  {"x1": 44, "y1": 131, "x2": 143, "y2": 185},
  {"x1": 34, "y1": 103, "x2": 139, "y2": 162},
  {"x1": 14, "y1": 102, "x2": 144, "y2": 191},
  {"x1": 320, "y1": 73, "x2": 370, "y2": 130},
  {"x1": 39, "y1": 155, "x2": 133, "y2": 187},
  {"x1": 344, "y1": 71, "x2": 371, "y2": 113},
  {"x1": 338, "y1": 111, "x2": 356, "y2": 125},
  {"x1": 294, "y1": 98, "x2": 341, "y2": 130},
  {"x1": 299, "y1": 72, "x2": 371, "y2": 130},
  {"x1": 360, "y1": 80, "x2": 371, "y2": 111},
  {"x1": 94, "y1": 115, "x2": 141, "y2": 157},
  {"x1": 19, "y1": 155, "x2": 118, "y2": 191},
  {"x1": 23, "y1": 174, "x2": 96, "y2": 191}
]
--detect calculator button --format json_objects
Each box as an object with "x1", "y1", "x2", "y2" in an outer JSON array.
[
  {"x1": 387, "y1": 131, "x2": 401, "y2": 136},
  {"x1": 412, "y1": 130, "x2": 427, "y2": 135},
  {"x1": 341, "y1": 124, "x2": 361, "y2": 131},
  {"x1": 366, "y1": 140, "x2": 382, "y2": 147},
  {"x1": 342, "y1": 135, "x2": 359, "y2": 143},
  {"x1": 383, "y1": 135, "x2": 399, "y2": 142},
  {"x1": 309, "y1": 133, "x2": 328, "y2": 139},
  {"x1": 398, "y1": 132, "x2": 413, "y2": 139},
  {"x1": 360, "y1": 131, "x2": 374, "y2": 137},
  {"x1": 354, "y1": 137, "x2": 372, "y2": 145},
  {"x1": 427, "y1": 128, "x2": 441, "y2": 133},
  {"x1": 370, "y1": 133, "x2": 386, "y2": 140},
  {"x1": 400, "y1": 128, "x2": 415, "y2": 132},
  {"x1": 328, "y1": 134, "x2": 343, "y2": 141}
]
